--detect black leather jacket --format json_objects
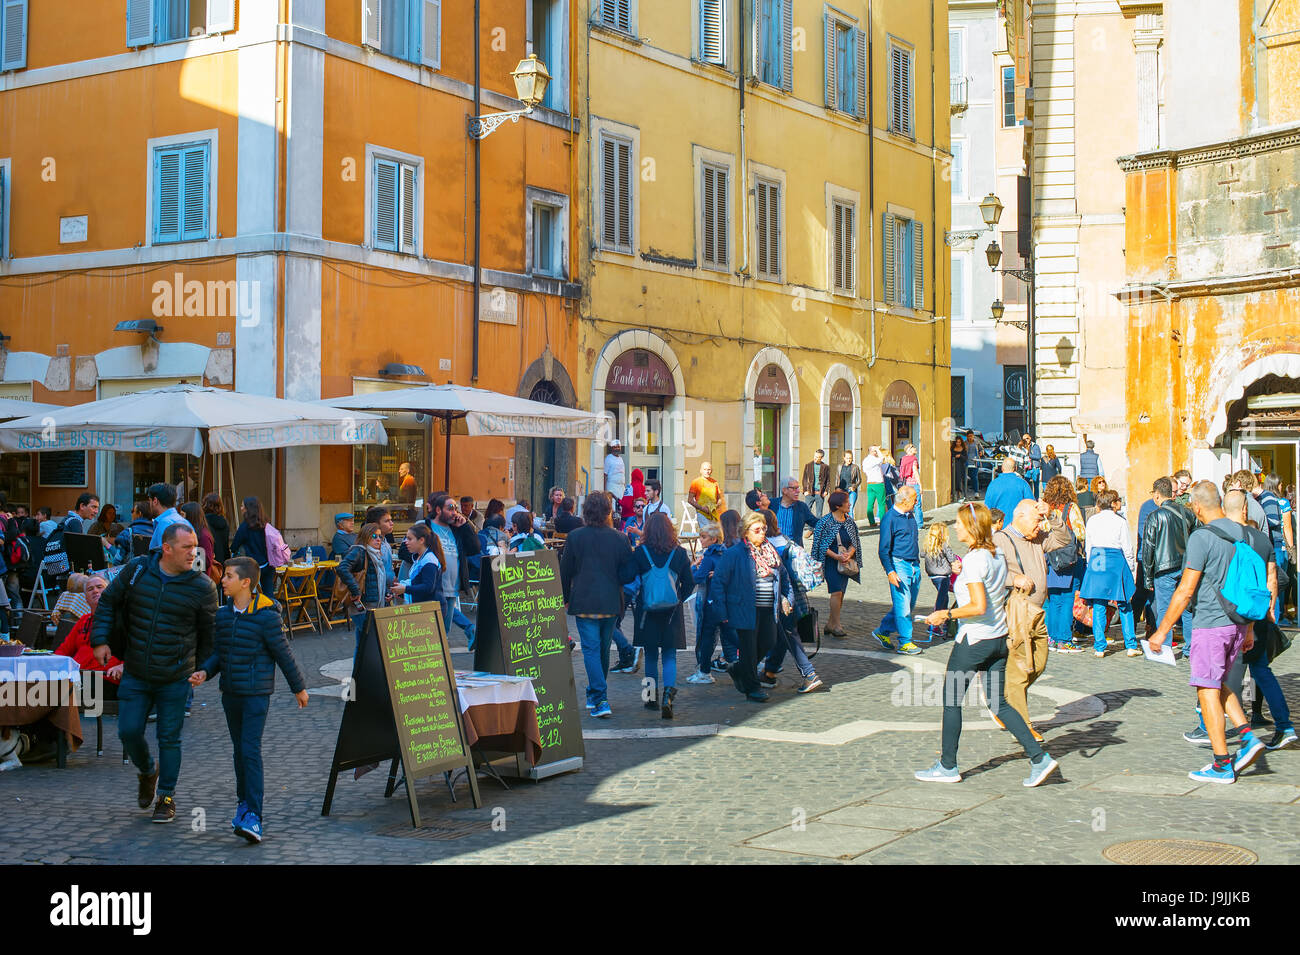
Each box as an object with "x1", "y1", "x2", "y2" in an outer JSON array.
[{"x1": 1141, "y1": 500, "x2": 1192, "y2": 580}]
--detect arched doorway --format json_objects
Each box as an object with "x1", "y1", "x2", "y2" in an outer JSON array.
[
  {"x1": 821, "y1": 362, "x2": 862, "y2": 466},
  {"x1": 515, "y1": 350, "x2": 579, "y2": 509},
  {"x1": 881, "y1": 379, "x2": 921, "y2": 459},
  {"x1": 743, "y1": 348, "x2": 799, "y2": 497},
  {"x1": 1225, "y1": 372, "x2": 1300, "y2": 497}
]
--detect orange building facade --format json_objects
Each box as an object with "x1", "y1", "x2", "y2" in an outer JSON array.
[{"x1": 0, "y1": 1, "x2": 579, "y2": 541}]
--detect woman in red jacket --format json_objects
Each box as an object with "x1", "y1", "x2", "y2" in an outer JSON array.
[{"x1": 54, "y1": 574, "x2": 123, "y2": 689}]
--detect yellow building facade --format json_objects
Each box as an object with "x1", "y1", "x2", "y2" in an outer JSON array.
[{"x1": 576, "y1": 0, "x2": 953, "y2": 512}]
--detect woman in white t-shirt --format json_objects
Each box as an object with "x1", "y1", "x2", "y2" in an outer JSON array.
[{"x1": 915, "y1": 501, "x2": 1061, "y2": 788}]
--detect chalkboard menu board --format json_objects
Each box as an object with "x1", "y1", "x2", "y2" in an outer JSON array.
[
  {"x1": 322, "y1": 601, "x2": 479, "y2": 827},
  {"x1": 38, "y1": 450, "x2": 87, "y2": 488},
  {"x1": 475, "y1": 549, "x2": 585, "y2": 779}
]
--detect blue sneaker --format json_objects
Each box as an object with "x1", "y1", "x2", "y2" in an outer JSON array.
[
  {"x1": 1233, "y1": 736, "x2": 1266, "y2": 774},
  {"x1": 1188, "y1": 761, "x2": 1235, "y2": 785},
  {"x1": 234, "y1": 812, "x2": 263, "y2": 844},
  {"x1": 1023, "y1": 754, "x2": 1060, "y2": 788},
  {"x1": 1266, "y1": 728, "x2": 1297, "y2": 750},
  {"x1": 232, "y1": 802, "x2": 248, "y2": 830},
  {"x1": 914, "y1": 759, "x2": 962, "y2": 783},
  {"x1": 873, "y1": 631, "x2": 899, "y2": 652},
  {"x1": 591, "y1": 700, "x2": 612, "y2": 718}
]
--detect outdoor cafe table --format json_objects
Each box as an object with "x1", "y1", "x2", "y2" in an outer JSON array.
[
  {"x1": 275, "y1": 561, "x2": 338, "y2": 634},
  {"x1": 454, "y1": 672, "x2": 542, "y2": 768},
  {"x1": 0, "y1": 654, "x2": 83, "y2": 767}
]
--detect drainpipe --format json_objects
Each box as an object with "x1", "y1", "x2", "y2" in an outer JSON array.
[
  {"x1": 739, "y1": 0, "x2": 749, "y2": 277},
  {"x1": 472, "y1": 0, "x2": 482, "y2": 383},
  {"x1": 866, "y1": 0, "x2": 877, "y2": 368}
]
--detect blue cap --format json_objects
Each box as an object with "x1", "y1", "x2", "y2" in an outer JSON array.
[{"x1": 334, "y1": 512, "x2": 354, "y2": 524}]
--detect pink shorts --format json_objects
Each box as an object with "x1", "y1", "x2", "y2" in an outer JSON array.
[{"x1": 1188, "y1": 624, "x2": 1249, "y2": 689}]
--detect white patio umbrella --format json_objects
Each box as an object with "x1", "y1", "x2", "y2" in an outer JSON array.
[
  {"x1": 0, "y1": 384, "x2": 388, "y2": 456},
  {"x1": 0, "y1": 398, "x2": 60, "y2": 421},
  {"x1": 323, "y1": 383, "x2": 609, "y2": 489}
]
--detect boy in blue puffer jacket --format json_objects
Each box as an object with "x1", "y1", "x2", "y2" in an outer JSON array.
[
  {"x1": 685, "y1": 527, "x2": 739, "y2": 683},
  {"x1": 192, "y1": 556, "x2": 308, "y2": 844}
]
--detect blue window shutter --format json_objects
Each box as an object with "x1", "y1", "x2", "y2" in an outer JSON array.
[
  {"x1": 154, "y1": 148, "x2": 182, "y2": 243},
  {"x1": 421, "y1": 0, "x2": 440, "y2": 68},
  {"x1": 373, "y1": 158, "x2": 398, "y2": 251},
  {"x1": 2, "y1": 0, "x2": 28, "y2": 71},
  {"x1": 127, "y1": 0, "x2": 154, "y2": 46},
  {"x1": 180, "y1": 144, "x2": 209, "y2": 241}
]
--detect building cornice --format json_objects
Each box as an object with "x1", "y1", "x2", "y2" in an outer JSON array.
[
  {"x1": 1115, "y1": 268, "x2": 1300, "y2": 303},
  {"x1": 1118, "y1": 124, "x2": 1300, "y2": 171}
]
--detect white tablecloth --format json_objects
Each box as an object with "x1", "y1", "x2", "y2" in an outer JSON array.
[
  {"x1": 0, "y1": 654, "x2": 81, "y2": 685},
  {"x1": 453, "y1": 672, "x2": 537, "y2": 713}
]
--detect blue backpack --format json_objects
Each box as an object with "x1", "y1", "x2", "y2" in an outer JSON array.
[
  {"x1": 640, "y1": 548, "x2": 680, "y2": 612},
  {"x1": 1201, "y1": 525, "x2": 1271, "y2": 623}
]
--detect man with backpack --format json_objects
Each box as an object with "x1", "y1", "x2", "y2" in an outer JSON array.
[
  {"x1": 1148, "y1": 483, "x2": 1273, "y2": 783},
  {"x1": 90, "y1": 523, "x2": 218, "y2": 822}
]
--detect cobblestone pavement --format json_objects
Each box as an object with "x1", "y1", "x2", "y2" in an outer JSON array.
[{"x1": 3, "y1": 519, "x2": 1297, "y2": 865}]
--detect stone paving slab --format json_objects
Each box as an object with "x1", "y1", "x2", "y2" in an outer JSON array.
[
  {"x1": 1086, "y1": 774, "x2": 1200, "y2": 796},
  {"x1": 817, "y1": 803, "x2": 949, "y2": 831},
  {"x1": 1184, "y1": 782, "x2": 1300, "y2": 804},
  {"x1": 743, "y1": 821, "x2": 901, "y2": 859}
]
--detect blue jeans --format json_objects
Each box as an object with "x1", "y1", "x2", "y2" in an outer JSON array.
[
  {"x1": 909, "y1": 486, "x2": 924, "y2": 530},
  {"x1": 444, "y1": 594, "x2": 477, "y2": 648},
  {"x1": 221, "y1": 693, "x2": 271, "y2": 819},
  {"x1": 645, "y1": 645, "x2": 677, "y2": 691},
  {"x1": 1092, "y1": 599, "x2": 1137, "y2": 652},
  {"x1": 1151, "y1": 571, "x2": 1194, "y2": 635},
  {"x1": 931, "y1": 575, "x2": 950, "y2": 612},
  {"x1": 576, "y1": 616, "x2": 615, "y2": 707},
  {"x1": 611, "y1": 601, "x2": 634, "y2": 661},
  {"x1": 118, "y1": 672, "x2": 191, "y2": 798},
  {"x1": 848, "y1": 489, "x2": 858, "y2": 517},
  {"x1": 695, "y1": 614, "x2": 738, "y2": 672},
  {"x1": 764, "y1": 615, "x2": 815, "y2": 678},
  {"x1": 1275, "y1": 545, "x2": 1290, "y2": 620},
  {"x1": 878, "y1": 558, "x2": 922, "y2": 640},
  {"x1": 1046, "y1": 587, "x2": 1075, "y2": 645},
  {"x1": 1248, "y1": 656, "x2": 1293, "y2": 732}
]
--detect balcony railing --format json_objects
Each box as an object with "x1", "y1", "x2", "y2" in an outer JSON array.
[{"x1": 950, "y1": 76, "x2": 969, "y2": 115}]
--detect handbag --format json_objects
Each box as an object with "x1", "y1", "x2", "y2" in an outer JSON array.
[
  {"x1": 331, "y1": 552, "x2": 368, "y2": 610},
  {"x1": 1266, "y1": 619, "x2": 1293, "y2": 662},
  {"x1": 837, "y1": 523, "x2": 859, "y2": 577},
  {"x1": 1073, "y1": 591, "x2": 1116, "y2": 629},
  {"x1": 1044, "y1": 505, "x2": 1083, "y2": 573}
]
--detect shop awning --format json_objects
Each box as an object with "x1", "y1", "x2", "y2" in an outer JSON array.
[
  {"x1": 0, "y1": 384, "x2": 389, "y2": 456},
  {"x1": 322, "y1": 384, "x2": 609, "y2": 440}
]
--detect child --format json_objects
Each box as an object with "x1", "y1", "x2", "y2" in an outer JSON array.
[
  {"x1": 508, "y1": 511, "x2": 545, "y2": 552},
  {"x1": 192, "y1": 556, "x2": 308, "y2": 844},
  {"x1": 686, "y1": 527, "x2": 738, "y2": 682},
  {"x1": 988, "y1": 508, "x2": 1005, "y2": 532},
  {"x1": 921, "y1": 523, "x2": 961, "y2": 642}
]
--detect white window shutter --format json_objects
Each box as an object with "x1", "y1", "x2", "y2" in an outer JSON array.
[
  {"x1": 206, "y1": 0, "x2": 235, "y2": 34},
  {"x1": 374, "y1": 158, "x2": 397, "y2": 250},
  {"x1": 400, "y1": 163, "x2": 417, "y2": 253},
  {"x1": 755, "y1": 183, "x2": 768, "y2": 276},
  {"x1": 617, "y1": 140, "x2": 632, "y2": 250},
  {"x1": 823, "y1": 15, "x2": 836, "y2": 108},
  {"x1": 948, "y1": 29, "x2": 962, "y2": 80},
  {"x1": 127, "y1": 0, "x2": 154, "y2": 46},
  {"x1": 422, "y1": 0, "x2": 440, "y2": 68},
  {"x1": 912, "y1": 220, "x2": 924, "y2": 310},
  {"x1": 780, "y1": 0, "x2": 793, "y2": 91},
  {"x1": 702, "y1": 166, "x2": 715, "y2": 264},
  {"x1": 903, "y1": 50, "x2": 913, "y2": 135},
  {"x1": 701, "y1": 0, "x2": 724, "y2": 65},
  {"x1": 601, "y1": 138, "x2": 617, "y2": 248},
  {"x1": 845, "y1": 204, "x2": 855, "y2": 292},
  {"x1": 852, "y1": 27, "x2": 867, "y2": 119},
  {"x1": 717, "y1": 167, "x2": 728, "y2": 266},
  {"x1": 2, "y1": 0, "x2": 27, "y2": 70},
  {"x1": 883, "y1": 212, "x2": 895, "y2": 303},
  {"x1": 363, "y1": 0, "x2": 381, "y2": 49},
  {"x1": 771, "y1": 184, "x2": 782, "y2": 277}
]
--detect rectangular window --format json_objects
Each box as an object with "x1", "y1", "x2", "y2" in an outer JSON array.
[
  {"x1": 756, "y1": 0, "x2": 792, "y2": 90},
  {"x1": 599, "y1": 0, "x2": 632, "y2": 34},
  {"x1": 1001, "y1": 229, "x2": 1025, "y2": 305},
  {"x1": 951, "y1": 139, "x2": 965, "y2": 199},
  {"x1": 951, "y1": 253, "x2": 966, "y2": 321},
  {"x1": 1002, "y1": 65, "x2": 1016, "y2": 127},
  {"x1": 372, "y1": 156, "x2": 419, "y2": 254},
  {"x1": 700, "y1": 0, "x2": 725, "y2": 65},
  {"x1": 1003, "y1": 365, "x2": 1027, "y2": 435},
  {"x1": 532, "y1": 203, "x2": 557, "y2": 276},
  {"x1": 2, "y1": 0, "x2": 29, "y2": 70},
  {"x1": 531, "y1": 0, "x2": 564, "y2": 110},
  {"x1": 884, "y1": 212, "x2": 924, "y2": 308},
  {"x1": 152, "y1": 142, "x2": 210, "y2": 244},
  {"x1": 889, "y1": 43, "x2": 914, "y2": 136},
  {"x1": 362, "y1": 0, "x2": 440, "y2": 67},
  {"x1": 951, "y1": 376, "x2": 966, "y2": 427},
  {"x1": 701, "y1": 162, "x2": 729, "y2": 270},
  {"x1": 755, "y1": 178, "x2": 782, "y2": 282},
  {"x1": 127, "y1": 0, "x2": 234, "y2": 47},
  {"x1": 823, "y1": 12, "x2": 865, "y2": 118},
  {"x1": 600, "y1": 134, "x2": 633, "y2": 254},
  {"x1": 949, "y1": 28, "x2": 963, "y2": 81},
  {"x1": 831, "y1": 199, "x2": 856, "y2": 295},
  {"x1": 0, "y1": 162, "x2": 7, "y2": 257}
]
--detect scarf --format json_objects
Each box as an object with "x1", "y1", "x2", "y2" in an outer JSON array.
[
  {"x1": 748, "y1": 539, "x2": 779, "y2": 578},
  {"x1": 364, "y1": 545, "x2": 388, "y2": 607}
]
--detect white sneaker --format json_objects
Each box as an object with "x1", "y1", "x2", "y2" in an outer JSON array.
[
  {"x1": 0, "y1": 755, "x2": 21, "y2": 772},
  {"x1": 685, "y1": 671, "x2": 715, "y2": 685}
]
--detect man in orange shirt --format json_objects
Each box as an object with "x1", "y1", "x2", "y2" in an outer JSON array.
[
  {"x1": 689, "y1": 462, "x2": 726, "y2": 524},
  {"x1": 397, "y1": 462, "x2": 418, "y2": 505}
]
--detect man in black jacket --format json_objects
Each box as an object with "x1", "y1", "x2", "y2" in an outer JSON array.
[
  {"x1": 91, "y1": 523, "x2": 218, "y2": 824},
  {"x1": 429, "y1": 493, "x2": 482, "y2": 647},
  {"x1": 1142, "y1": 477, "x2": 1194, "y2": 640}
]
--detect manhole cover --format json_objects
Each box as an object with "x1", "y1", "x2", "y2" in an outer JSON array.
[
  {"x1": 374, "y1": 819, "x2": 489, "y2": 841},
  {"x1": 1103, "y1": 839, "x2": 1257, "y2": 866}
]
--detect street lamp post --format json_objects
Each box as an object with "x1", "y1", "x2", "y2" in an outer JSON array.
[
  {"x1": 466, "y1": 55, "x2": 552, "y2": 139},
  {"x1": 981, "y1": 194, "x2": 1035, "y2": 435}
]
